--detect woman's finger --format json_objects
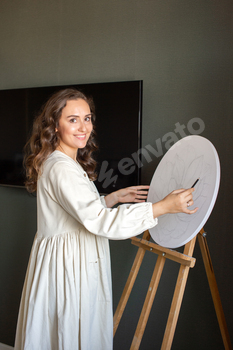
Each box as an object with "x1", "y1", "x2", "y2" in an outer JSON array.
[
  {"x1": 187, "y1": 207, "x2": 198, "y2": 214},
  {"x1": 135, "y1": 190, "x2": 148, "y2": 195}
]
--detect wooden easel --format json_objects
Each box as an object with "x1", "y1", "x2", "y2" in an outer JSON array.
[{"x1": 113, "y1": 228, "x2": 232, "y2": 350}]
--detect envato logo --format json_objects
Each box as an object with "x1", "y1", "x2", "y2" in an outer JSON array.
[{"x1": 98, "y1": 117, "x2": 205, "y2": 189}]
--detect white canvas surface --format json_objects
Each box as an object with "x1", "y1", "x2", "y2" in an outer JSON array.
[{"x1": 148, "y1": 135, "x2": 220, "y2": 248}]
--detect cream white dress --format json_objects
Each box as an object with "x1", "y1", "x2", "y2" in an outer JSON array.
[{"x1": 14, "y1": 151, "x2": 158, "y2": 350}]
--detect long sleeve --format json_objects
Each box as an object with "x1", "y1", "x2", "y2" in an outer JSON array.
[{"x1": 47, "y1": 160, "x2": 157, "y2": 240}]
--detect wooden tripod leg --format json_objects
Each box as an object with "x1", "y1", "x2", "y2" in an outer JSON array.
[
  {"x1": 130, "y1": 255, "x2": 166, "y2": 350},
  {"x1": 161, "y1": 236, "x2": 197, "y2": 350},
  {"x1": 198, "y1": 229, "x2": 232, "y2": 350},
  {"x1": 113, "y1": 231, "x2": 150, "y2": 336}
]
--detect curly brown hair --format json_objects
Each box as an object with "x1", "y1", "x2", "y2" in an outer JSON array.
[{"x1": 24, "y1": 88, "x2": 98, "y2": 193}]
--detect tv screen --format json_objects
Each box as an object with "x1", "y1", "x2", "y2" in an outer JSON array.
[{"x1": 0, "y1": 80, "x2": 142, "y2": 194}]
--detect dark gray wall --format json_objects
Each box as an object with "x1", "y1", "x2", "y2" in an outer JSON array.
[{"x1": 0, "y1": 1, "x2": 232, "y2": 349}]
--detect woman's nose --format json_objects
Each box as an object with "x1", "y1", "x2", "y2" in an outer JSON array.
[{"x1": 78, "y1": 120, "x2": 87, "y2": 132}]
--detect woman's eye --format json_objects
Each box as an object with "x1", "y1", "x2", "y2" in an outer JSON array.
[
  {"x1": 85, "y1": 116, "x2": 91, "y2": 122},
  {"x1": 70, "y1": 118, "x2": 77, "y2": 123}
]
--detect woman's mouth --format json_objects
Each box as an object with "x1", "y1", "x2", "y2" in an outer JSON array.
[{"x1": 75, "y1": 134, "x2": 86, "y2": 140}]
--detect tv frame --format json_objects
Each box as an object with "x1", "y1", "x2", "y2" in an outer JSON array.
[{"x1": 0, "y1": 80, "x2": 143, "y2": 194}]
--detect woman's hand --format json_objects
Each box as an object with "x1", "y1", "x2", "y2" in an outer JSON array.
[
  {"x1": 104, "y1": 185, "x2": 198, "y2": 217},
  {"x1": 104, "y1": 185, "x2": 150, "y2": 208},
  {"x1": 152, "y1": 188, "x2": 198, "y2": 218},
  {"x1": 116, "y1": 185, "x2": 150, "y2": 203}
]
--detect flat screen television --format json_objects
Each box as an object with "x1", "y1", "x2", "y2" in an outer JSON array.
[{"x1": 0, "y1": 80, "x2": 142, "y2": 194}]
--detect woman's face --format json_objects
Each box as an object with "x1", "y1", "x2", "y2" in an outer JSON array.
[{"x1": 57, "y1": 99, "x2": 93, "y2": 158}]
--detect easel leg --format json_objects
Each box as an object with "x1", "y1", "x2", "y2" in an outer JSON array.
[
  {"x1": 198, "y1": 229, "x2": 232, "y2": 350},
  {"x1": 130, "y1": 255, "x2": 166, "y2": 350},
  {"x1": 161, "y1": 235, "x2": 197, "y2": 350},
  {"x1": 113, "y1": 231, "x2": 150, "y2": 336}
]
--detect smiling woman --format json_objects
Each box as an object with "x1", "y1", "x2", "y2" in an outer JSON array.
[
  {"x1": 24, "y1": 89, "x2": 98, "y2": 193},
  {"x1": 15, "y1": 88, "x2": 197, "y2": 350},
  {"x1": 56, "y1": 99, "x2": 94, "y2": 160}
]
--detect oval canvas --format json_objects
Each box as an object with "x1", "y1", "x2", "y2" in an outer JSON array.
[{"x1": 148, "y1": 135, "x2": 220, "y2": 248}]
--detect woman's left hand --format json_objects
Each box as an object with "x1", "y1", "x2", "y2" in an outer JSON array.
[
  {"x1": 116, "y1": 185, "x2": 150, "y2": 203},
  {"x1": 104, "y1": 185, "x2": 150, "y2": 208}
]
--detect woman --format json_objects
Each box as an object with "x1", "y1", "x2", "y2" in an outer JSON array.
[{"x1": 14, "y1": 88, "x2": 197, "y2": 350}]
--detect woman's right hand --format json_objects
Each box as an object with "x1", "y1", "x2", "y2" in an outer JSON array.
[{"x1": 152, "y1": 188, "x2": 198, "y2": 218}]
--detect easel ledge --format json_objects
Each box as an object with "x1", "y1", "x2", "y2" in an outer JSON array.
[
  {"x1": 131, "y1": 235, "x2": 196, "y2": 267},
  {"x1": 113, "y1": 229, "x2": 232, "y2": 350}
]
